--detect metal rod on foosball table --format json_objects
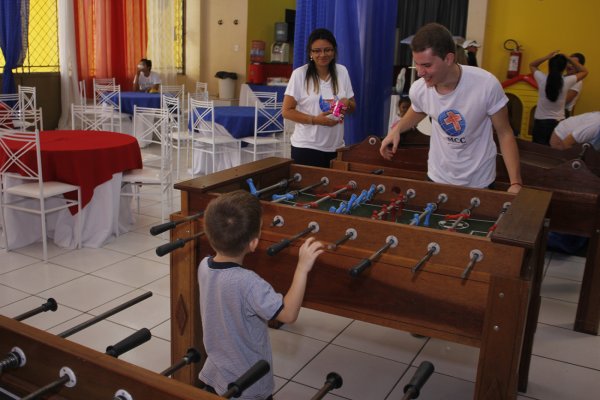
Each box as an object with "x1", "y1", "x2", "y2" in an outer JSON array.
[
  {"x1": 349, "y1": 235, "x2": 398, "y2": 277},
  {"x1": 486, "y1": 201, "x2": 511, "y2": 238},
  {"x1": 149, "y1": 211, "x2": 204, "y2": 236},
  {"x1": 301, "y1": 181, "x2": 357, "y2": 208},
  {"x1": 271, "y1": 177, "x2": 329, "y2": 203},
  {"x1": 447, "y1": 197, "x2": 480, "y2": 232},
  {"x1": 58, "y1": 292, "x2": 153, "y2": 338},
  {"x1": 461, "y1": 249, "x2": 484, "y2": 279},
  {"x1": 0, "y1": 347, "x2": 26, "y2": 374},
  {"x1": 310, "y1": 372, "x2": 343, "y2": 400},
  {"x1": 14, "y1": 298, "x2": 57, "y2": 321},
  {"x1": 221, "y1": 360, "x2": 270, "y2": 399},
  {"x1": 21, "y1": 367, "x2": 76, "y2": 400},
  {"x1": 247, "y1": 173, "x2": 301, "y2": 197},
  {"x1": 160, "y1": 348, "x2": 202, "y2": 377},
  {"x1": 328, "y1": 228, "x2": 357, "y2": 250},
  {"x1": 267, "y1": 222, "x2": 319, "y2": 256},
  {"x1": 411, "y1": 242, "x2": 441, "y2": 274}
]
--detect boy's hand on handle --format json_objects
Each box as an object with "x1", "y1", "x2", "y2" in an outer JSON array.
[{"x1": 297, "y1": 237, "x2": 324, "y2": 273}]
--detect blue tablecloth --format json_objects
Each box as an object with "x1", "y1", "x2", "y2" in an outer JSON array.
[
  {"x1": 119, "y1": 92, "x2": 161, "y2": 114},
  {"x1": 191, "y1": 106, "x2": 281, "y2": 139},
  {"x1": 247, "y1": 84, "x2": 287, "y2": 102}
]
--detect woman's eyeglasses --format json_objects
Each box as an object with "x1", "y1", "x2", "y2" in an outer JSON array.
[{"x1": 311, "y1": 48, "x2": 334, "y2": 55}]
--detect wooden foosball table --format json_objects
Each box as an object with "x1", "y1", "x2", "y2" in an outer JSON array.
[
  {"x1": 0, "y1": 315, "x2": 220, "y2": 400},
  {"x1": 334, "y1": 135, "x2": 600, "y2": 335},
  {"x1": 167, "y1": 158, "x2": 551, "y2": 400}
]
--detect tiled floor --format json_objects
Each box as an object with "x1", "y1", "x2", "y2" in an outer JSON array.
[{"x1": 1, "y1": 156, "x2": 600, "y2": 399}]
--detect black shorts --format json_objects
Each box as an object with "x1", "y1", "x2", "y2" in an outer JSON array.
[{"x1": 291, "y1": 146, "x2": 337, "y2": 168}]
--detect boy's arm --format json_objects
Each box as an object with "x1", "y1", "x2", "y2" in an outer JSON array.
[{"x1": 276, "y1": 238, "x2": 324, "y2": 324}]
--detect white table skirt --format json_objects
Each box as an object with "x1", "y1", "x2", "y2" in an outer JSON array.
[{"x1": 3, "y1": 172, "x2": 135, "y2": 250}]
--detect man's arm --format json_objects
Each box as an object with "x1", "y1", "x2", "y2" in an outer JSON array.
[
  {"x1": 491, "y1": 106, "x2": 522, "y2": 193},
  {"x1": 550, "y1": 132, "x2": 576, "y2": 150},
  {"x1": 380, "y1": 107, "x2": 426, "y2": 160}
]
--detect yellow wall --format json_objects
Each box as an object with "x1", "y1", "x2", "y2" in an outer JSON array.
[
  {"x1": 246, "y1": 0, "x2": 296, "y2": 65},
  {"x1": 484, "y1": 0, "x2": 598, "y2": 114}
]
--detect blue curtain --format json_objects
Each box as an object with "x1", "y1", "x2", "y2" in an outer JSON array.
[
  {"x1": 294, "y1": 0, "x2": 398, "y2": 144},
  {"x1": 0, "y1": 0, "x2": 29, "y2": 94}
]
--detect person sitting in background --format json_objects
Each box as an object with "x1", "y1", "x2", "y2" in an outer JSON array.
[
  {"x1": 565, "y1": 52, "x2": 586, "y2": 117},
  {"x1": 133, "y1": 58, "x2": 161, "y2": 92},
  {"x1": 550, "y1": 111, "x2": 600, "y2": 150},
  {"x1": 462, "y1": 39, "x2": 481, "y2": 67},
  {"x1": 197, "y1": 190, "x2": 324, "y2": 400},
  {"x1": 455, "y1": 44, "x2": 469, "y2": 66},
  {"x1": 529, "y1": 51, "x2": 587, "y2": 145},
  {"x1": 388, "y1": 96, "x2": 412, "y2": 131}
]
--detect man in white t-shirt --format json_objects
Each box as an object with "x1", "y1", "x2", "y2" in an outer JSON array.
[
  {"x1": 550, "y1": 112, "x2": 600, "y2": 150},
  {"x1": 133, "y1": 58, "x2": 161, "y2": 92},
  {"x1": 380, "y1": 23, "x2": 522, "y2": 193}
]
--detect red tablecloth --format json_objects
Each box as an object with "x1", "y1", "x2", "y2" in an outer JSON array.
[{"x1": 1, "y1": 130, "x2": 142, "y2": 211}]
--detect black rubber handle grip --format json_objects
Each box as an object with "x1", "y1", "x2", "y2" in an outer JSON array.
[
  {"x1": 225, "y1": 360, "x2": 270, "y2": 398},
  {"x1": 349, "y1": 258, "x2": 372, "y2": 277},
  {"x1": 403, "y1": 361, "x2": 435, "y2": 399},
  {"x1": 326, "y1": 372, "x2": 343, "y2": 389},
  {"x1": 105, "y1": 328, "x2": 152, "y2": 358},
  {"x1": 150, "y1": 221, "x2": 177, "y2": 236},
  {"x1": 267, "y1": 239, "x2": 291, "y2": 256},
  {"x1": 156, "y1": 239, "x2": 185, "y2": 257}
]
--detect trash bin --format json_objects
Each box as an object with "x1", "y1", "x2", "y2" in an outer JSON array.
[{"x1": 215, "y1": 71, "x2": 238, "y2": 99}]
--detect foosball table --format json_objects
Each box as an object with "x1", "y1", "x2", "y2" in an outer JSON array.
[
  {"x1": 166, "y1": 158, "x2": 551, "y2": 400},
  {"x1": 334, "y1": 135, "x2": 600, "y2": 335}
]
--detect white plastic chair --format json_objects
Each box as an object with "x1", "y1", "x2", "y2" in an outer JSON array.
[
  {"x1": 16, "y1": 86, "x2": 43, "y2": 131},
  {"x1": 92, "y1": 77, "x2": 116, "y2": 88},
  {"x1": 247, "y1": 91, "x2": 277, "y2": 108},
  {"x1": 121, "y1": 107, "x2": 173, "y2": 223},
  {"x1": 242, "y1": 102, "x2": 286, "y2": 161},
  {"x1": 94, "y1": 84, "x2": 124, "y2": 132},
  {"x1": 161, "y1": 95, "x2": 190, "y2": 180},
  {"x1": 78, "y1": 80, "x2": 88, "y2": 106},
  {"x1": 71, "y1": 104, "x2": 116, "y2": 131},
  {"x1": 0, "y1": 130, "x2": 81, "y2": 262},
  {"x1": 195, "y1": 82, "x2": 209, "y2": 100},
  {"x1": 189, "y1": 96, "x2": 241, "y2": 177},
  {"x1": 160, "y1": 84, "x2": 185, "y2": 102},
  {"x1": 0, "y1": 109, "x2": 42, "y2": 133}
]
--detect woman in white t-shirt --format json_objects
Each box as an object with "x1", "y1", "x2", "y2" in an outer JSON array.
[
  {"x1": 529, "y1": 51, "x2": 587, "y2": 145},
  {"x1": 283, "y1": 28, "x2": 356, "y2": 167}
]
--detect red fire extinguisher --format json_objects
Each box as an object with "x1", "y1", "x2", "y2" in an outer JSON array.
[{"x1": 504, "y1": 39, "x2": 522, "y2": 79}]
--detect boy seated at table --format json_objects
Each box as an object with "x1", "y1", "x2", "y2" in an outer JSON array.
[
  {"x1": 197, "y1": 190, "x2": 324, "y2": 399},
  {"x1": 550, "y1": 111, "x2": 600, "y2": 150},
  {"x1": 133, "y1": 58, "x2": 161, "y2": 92}
]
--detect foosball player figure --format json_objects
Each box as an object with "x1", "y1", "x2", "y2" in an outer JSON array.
[{"x1": 197, "y1": 190, "x2": 324, "y2": 399}]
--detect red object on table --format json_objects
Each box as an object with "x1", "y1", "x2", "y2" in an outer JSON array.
[{"x1": 0, "y1": 130, "x2": 142, "y2": 212}]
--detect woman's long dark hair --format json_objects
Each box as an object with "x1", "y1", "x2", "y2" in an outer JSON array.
[
  {"x1": 545, "y1": 54, "x2": 568, "y2": 102},
  {"x1": 305, "y1": 28, "x2": 338, "y2": 95}
]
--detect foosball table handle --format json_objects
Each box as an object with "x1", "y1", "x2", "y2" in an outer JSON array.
[
  {"x1": 156, "y1": 239, "x2": 186, "y2": 257},
  {"x1": 349, "y1": 259, "x2": 372, "y2": 277},
  {"x1": 267, "y1": 239, "x2": 291, "y2": 256}
]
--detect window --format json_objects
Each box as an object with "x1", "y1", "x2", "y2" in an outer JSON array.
[{"x1": 0, "y1": 0, "x2": 60, "y2": 73}]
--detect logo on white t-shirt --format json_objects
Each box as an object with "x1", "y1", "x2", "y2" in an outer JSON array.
[{"x1": 438, "y1": 109, "x2": 466, "y2": 138}]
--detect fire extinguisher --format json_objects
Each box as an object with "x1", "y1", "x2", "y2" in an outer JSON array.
[{"x1": 504, "y1": 39, "x2": 522, "y2": 79}]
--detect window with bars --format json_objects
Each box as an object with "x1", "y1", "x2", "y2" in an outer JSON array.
[
  {"x1": 0, "y1": 0, "x2": 185, "y2": 74},
  {"x1": 0, "y1": 0, "x2": 60, "y2": 73}
]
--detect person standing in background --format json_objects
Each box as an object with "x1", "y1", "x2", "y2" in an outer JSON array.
[
  {"x1": 462, "y1": 39, "x2": 481, "y2": 67},
  {"x1": 282, "y1": 28, "x2": 356, "y2": 168},
  {"x1": 529, "y1": 51, "x2": 587, "y2": 145},
  {"x1": 565, "y1": 52, "x2": 586, "y2": 117}
]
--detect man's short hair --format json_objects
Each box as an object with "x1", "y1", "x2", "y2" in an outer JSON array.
[
  {"x1": 140, "y1": 58, "x2": 152, "y2": 70},
  {"x1": 570, "y1": 52, "x2": 586, "y2": 65},
  {"x1": 203, "y1": 190, "x2": 262, "y2": 257},
  {"x1": 411, "y1": 23, "x2": 456, "y2": 60}
]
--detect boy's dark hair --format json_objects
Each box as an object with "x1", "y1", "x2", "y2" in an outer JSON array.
[
  {"x1": 203, "y1": 190, "x2": 262, "y2": 257},
  {"x1": 411, "y1": 23, "x2": 456, "y2": 60},
  {"x1": 570, "y1": 52, "x2": 585, "y2": 65},
  {"x1": 140, "y1": 58, "x2": 152, "y2": 70}
]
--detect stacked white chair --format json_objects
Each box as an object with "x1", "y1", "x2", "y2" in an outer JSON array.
[
  {"x1": 17, "y1": 86, "x2": 43, "y2": 131},
  {"x1": 195, "y1": 81, "x2": 209, "y2": 100},
  {"x1": 242, "y1": 101, "x2": 286, "y2": 162},
  {"x1": 160, "y1": 84, "x2": 185, "y2": 102},
  {"x1": 161, "y1": 95, "x2": 190, "y2": 180},
  {"x1": 247, "y1": 91, "x2": 277, "y2": 108},
  {"x1": 121, "y1": 107, "x2": 173, "y2": 223},
  {"x1": 189, "y1": 96, "x2": 241, "y2": 177},
  {"x1": 0, "y1": 130, "x2": 81, "y2": 262}
]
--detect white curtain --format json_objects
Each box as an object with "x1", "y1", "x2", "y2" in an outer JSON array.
[
  {"x1": 57, "y1": 0, "x2": 80, "y2": 130},
  {"x1": 146, "y1": 0, "x2": 176, "y2": 84}
]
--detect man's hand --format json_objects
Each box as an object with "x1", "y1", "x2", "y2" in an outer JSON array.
[{"x1": 380, "y1": 133, "x2": 399, "y2": 160}]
